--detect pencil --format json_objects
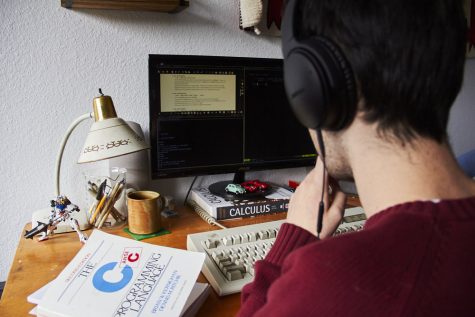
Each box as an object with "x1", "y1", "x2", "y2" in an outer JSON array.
[
  {"x1": 88, "y1": 180, "x2": 108, "y2": 224},
  {"x1": 90, "y1": 194, "x2": 107, "y2": 225},
  {"x1": 97, "y1": 181, "x2": 125, "y2": 228},
  {"x1": 87, "y1": 201, "x2": 98, "y2": 219},
  {"x1": 96, "y1": 182, "x2": 120, "y2": 226},
  {"x1": 111, "y1": 207, "x2": 126, "y2": 221},
  {"x1": 109, "y1": 207, "x2": 121, "y2": 221}
]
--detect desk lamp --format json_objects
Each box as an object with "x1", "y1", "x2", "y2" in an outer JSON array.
[{"x1": 31, "y1": 89, "x2": 149, "y2": 233}]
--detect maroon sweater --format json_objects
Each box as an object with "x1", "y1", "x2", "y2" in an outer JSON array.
[{"x1": 238, "y1": 197, "x2": 475, "y2": 316}]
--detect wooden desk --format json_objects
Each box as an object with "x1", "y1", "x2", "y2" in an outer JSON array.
[
  {"x1": 0, "y1": 206, "x2": 286, "y2": 317},
  {"x1": 0, "y1": 196, "x2": 360, "y2": 316}
]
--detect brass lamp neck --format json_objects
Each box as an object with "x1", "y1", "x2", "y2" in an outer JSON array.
[{"x1": 93, "y1": 92, "x2": 117, "y2": 121}]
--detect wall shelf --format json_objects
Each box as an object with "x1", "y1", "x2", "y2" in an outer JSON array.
[{"x1": 61, "y1": 0, "x2": 189, "y2": 13}]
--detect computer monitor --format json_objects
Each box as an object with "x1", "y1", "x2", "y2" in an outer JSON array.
[{"x1": 149, "y1": 54, "x2": 316, "y2": 181}]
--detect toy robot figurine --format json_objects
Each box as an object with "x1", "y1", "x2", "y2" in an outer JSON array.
[{"x1": 25, "y1": 195, "x2": 88, "y2": 243}]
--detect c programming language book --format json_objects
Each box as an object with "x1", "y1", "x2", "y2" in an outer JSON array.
[{"x1": 35, "y1": 230, "x2": 205, "y2": 317}]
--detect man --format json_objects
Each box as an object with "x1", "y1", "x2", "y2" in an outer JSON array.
[{"x1": 238, "y1": 0, "x2": 475, "y2": 316}]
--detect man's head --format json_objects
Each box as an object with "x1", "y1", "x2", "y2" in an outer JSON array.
[{"x1": 284, "y1": 0, "x2": 467, "y2": 178}]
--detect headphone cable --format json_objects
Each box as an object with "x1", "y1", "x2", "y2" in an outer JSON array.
[{"x1": 316, "y1": 129, "x2": 326, "y2": 239}]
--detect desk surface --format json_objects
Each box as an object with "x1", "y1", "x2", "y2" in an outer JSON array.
[{"x1": 0, "y1": 196, "x2": 360, "y2": 316}]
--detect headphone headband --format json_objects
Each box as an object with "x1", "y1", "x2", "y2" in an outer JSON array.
[{"x1": 282, "y1": 0, "x2": 299, "y2": 57}]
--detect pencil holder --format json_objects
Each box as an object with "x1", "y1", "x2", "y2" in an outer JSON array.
[{"x1": 84, "y1": 167, "x2": 129, "y2": 228}]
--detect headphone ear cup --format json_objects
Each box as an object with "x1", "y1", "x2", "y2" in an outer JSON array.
[
  {"x1": 284, "y1": 50, "x2": 329, "y2": 129},
  {"x1": 284, "y1": 37, "x2": 357, "y2": 131},
  {"x1": 312, "y1": 37, "x2": 357, "y2": 130}
]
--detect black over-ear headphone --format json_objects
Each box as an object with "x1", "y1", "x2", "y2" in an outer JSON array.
[
  {"x1": 282, "y1": 0, "x2": 357, "y2": 131},
  {"x1": 282, "y1": 0, "x2": 357, "y2": 238}
]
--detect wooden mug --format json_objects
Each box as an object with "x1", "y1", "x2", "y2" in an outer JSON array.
[{"x1": 127, "y1": 191, "x2": 164, "y2": 234}]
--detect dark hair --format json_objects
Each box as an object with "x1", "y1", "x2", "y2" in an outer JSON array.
[{"x1": 297, "y1": 0, "x2": 467, "y2": 142}]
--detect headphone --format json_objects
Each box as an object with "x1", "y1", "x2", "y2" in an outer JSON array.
[
  {"x1": 281, "y1": 0, "x2": 357, "y2": 131},
  {"x1": 282, "y1": 0, "x2": 357, "y2": 237}
]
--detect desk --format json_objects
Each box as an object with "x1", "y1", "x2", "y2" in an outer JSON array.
[{"x1": 0, "y1": 196, "x2": 360, "y2": 316}]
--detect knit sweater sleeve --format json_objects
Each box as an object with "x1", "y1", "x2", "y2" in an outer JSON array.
[{"x1": 238, "y1": 223, "x2": 318, "y2": 317}]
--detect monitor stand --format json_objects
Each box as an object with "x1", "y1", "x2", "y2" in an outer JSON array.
[{"x1": 208, "y1": 171, "x2": 271, "y2": 199}]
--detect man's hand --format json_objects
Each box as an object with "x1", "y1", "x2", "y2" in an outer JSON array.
[{"x1": 286, "y1": 158, "x2": 347, "y2": 239}]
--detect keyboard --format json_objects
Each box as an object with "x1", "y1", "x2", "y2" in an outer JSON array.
[{"x1": 186, "y1": 207, "x2": 366, "y2": 296}]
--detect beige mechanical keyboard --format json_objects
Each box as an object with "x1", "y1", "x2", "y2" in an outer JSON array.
[{"x1": 186, "y1": 207, "x2": 366, "y2": 296}]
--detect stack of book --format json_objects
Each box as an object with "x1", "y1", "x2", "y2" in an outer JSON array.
[
  {"x1": 187, "y1": 186, "x2": 293, "y2": 221},
  {"x1": 27, "y1": 230, "x2": 209, "y2": 317}
]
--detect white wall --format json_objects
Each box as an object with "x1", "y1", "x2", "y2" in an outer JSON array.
[
  {"x1": 1, "y1": 0, "x2": 474, "y2": 282},
  {"x1": 0, "y1": 0, "x2": 309, "y2": 282}
]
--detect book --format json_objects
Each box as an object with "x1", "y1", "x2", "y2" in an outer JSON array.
[
  {"x1": 30, "y1": 230, "x2": 206, "y2": 317},
  {"x1": 179, "y1": 283, "x2": 211, "y2": 317},
  {"x1": 188, "y1": 186, "x2": 292, "y2": 220},
  {"x1": 28, "y1": 281, "x2": 210, "y2": 317}
]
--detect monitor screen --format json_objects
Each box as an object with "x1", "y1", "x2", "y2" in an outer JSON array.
[{"x1": 149, "y1": 55, "x2": 316, "y2": 179}]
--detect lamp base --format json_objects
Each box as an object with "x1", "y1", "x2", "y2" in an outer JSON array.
[{"x1": 31, "y1": 207, "x2": 91, "y2": 234}]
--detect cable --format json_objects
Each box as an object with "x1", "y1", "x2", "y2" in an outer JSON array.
[
  {"x1": 188, "y1": 200, "x2": 227, "y2": 229},
  {"x1": 184, "y1": 176, "x2": 198, "y2": 206},
  {"x1": 316, "y1": 167, "x2": 326, "y2": 239},
  {"x1": 316, "y1": 129, "x2": 327, "y2": 239},
  {"x1": 184, "y1": 176, "x2": 227, "y2": 229}
]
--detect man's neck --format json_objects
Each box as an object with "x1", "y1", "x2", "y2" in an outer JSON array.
[{"x1": 347, "y1": 131, "x2": 475, "y2": 219}]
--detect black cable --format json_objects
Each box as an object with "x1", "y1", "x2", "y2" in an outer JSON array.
[
  {"x1": 184, "y1": 177, "x2": 227, "y2": 229},
  {"x1": 184, "y1": 176, "x2": 198, "y2": 206},
  {"x1": 316, "y1": 129, "x2": 326, "y2": 239},
  {"x1": 316, "y1": 168, "x2": 326, "y2": 239}
]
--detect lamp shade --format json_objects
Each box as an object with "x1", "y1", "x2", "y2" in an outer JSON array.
[{"x1": 78, "y1": 117, "x2": 149, "y2": 163}]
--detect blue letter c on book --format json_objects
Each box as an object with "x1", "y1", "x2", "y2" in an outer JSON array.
[{"x1": 92, "y1": 262, "x2": 133, "y2": 293}]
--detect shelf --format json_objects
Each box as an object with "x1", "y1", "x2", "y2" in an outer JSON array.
[{"x1": 61, "y1": 0, "x2": 189, "y2": 13}]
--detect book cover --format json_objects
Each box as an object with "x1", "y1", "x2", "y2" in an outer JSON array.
[
  {"x1": 188, "y1": 186, "x2": 292, "y2": 220},
  {"x1": 35, "y1": 230, "x2": 205, "y2": 317}
]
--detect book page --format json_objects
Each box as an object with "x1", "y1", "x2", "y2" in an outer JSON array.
[{"x1": 29, "y1": 281, "x2": 210, "y2": 317}]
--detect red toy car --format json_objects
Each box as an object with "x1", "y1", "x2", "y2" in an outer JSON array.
[{"x1": 241, "y1": 180, "x2": 269, "y2": 192}]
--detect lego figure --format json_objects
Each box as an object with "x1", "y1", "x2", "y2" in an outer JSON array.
[{"x1": 25, "y1": 195, "x2": 88, "y2": 243}]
